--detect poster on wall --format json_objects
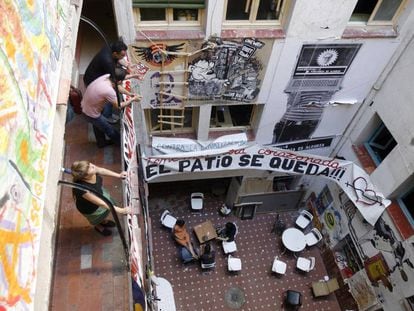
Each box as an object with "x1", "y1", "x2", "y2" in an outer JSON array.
[
  {"x1": 131, "y1": 37, "x2": 272, "y2": 108},
  {"x1": 272, "y1": 43, "x2": 362, "y2": 144}
]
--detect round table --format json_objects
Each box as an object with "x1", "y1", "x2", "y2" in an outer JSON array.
[{"x1": 282, "y1": 228, "x2": 306, "y2": 252}]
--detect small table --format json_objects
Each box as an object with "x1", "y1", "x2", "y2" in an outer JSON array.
[
  {"x1": 282, "y1": 228, "x2": 306, "y2": 253},
  {"x1": 193, "y1": 220, "x2": 218, "y2": 244}
]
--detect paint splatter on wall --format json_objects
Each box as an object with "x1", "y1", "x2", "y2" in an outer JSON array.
[{"x1": 0, "y1": 1, "x2": 68, "y2": 309}]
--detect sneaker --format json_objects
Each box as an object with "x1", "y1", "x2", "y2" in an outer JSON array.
[
  {"x1": 101, "y1": 220, "x2": 116, "y2": 228},
  {"x1": 94, "y1": 226, "x2": 112, "y2": 236}
]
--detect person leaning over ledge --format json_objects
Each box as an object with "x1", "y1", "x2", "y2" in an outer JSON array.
[
  {"x1": 81, "y1": 67, "x2": 142, "y2": 148},
  {"x1": 71, "y1": 160, "x2": 136, "y2": 236}
]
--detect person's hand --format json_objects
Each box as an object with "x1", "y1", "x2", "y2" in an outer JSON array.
[
  {"x1": 131, "y1": 94, "x2": 142, "y2": 102},
  {"x1": 117, "y1": 206, "x2": 139, "y2": 215},
  {"x1": 119, "y1": 171, "x2": 127, "y2": 179}
]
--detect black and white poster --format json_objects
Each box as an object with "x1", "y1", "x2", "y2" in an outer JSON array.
[{"x1": 272, "y1": 44, "x2": 362, "y2": 144}]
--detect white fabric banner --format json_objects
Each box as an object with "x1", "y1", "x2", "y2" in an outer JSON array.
[
  {"x1": 143, "y1": 144, "x2": 390, "y2": 225},
  {"x1": 152, "y1": 133, "x2": 248, "y2": 155}
]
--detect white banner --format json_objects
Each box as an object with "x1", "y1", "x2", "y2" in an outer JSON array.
[
  {"x1": 152, "y1": 133, "x2": 248, "y2": 155},
  {"x1": 143, "y1": 144, "x2": 390, "y2": 225}
]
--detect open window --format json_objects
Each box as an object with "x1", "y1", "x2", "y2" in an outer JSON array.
[
  {"x1": 349, "y1": 0, "x2": 406, "y2": 25},
  {"x1": 145, "y1": 107, "x2": 194, "y2": 133},
  {"x1": 133, "y1": 0, "x2": 205, "y2": 28},
  {"x1": 210, "y1": 104, "x2": 258, "y2": 129},
  {"x1": 398, "y1": 187, "x2": 414, "y2": 227},
  {"x1": 223, "y1": 0, "x2": 287, "y2": 27},
  {"x1": 364, "y1": 122, "x2": 397, "y2": 165}
]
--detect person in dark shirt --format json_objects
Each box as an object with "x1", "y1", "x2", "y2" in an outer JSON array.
[
  {"x1": 84, "y1": 41, "x2": 128, "y2": 86},
  {"x1": 71, "y1": 160, "x2": 134, "y2": 236},
  {"x1": 217, "y1": 222, "x2": 238, "y2": 242},
  {"x1": 83, "y1": 41, "x2": 140, "y2": 147},
  {"x1": 200, "y1": 242, "x2": 215, "y2": 266}
]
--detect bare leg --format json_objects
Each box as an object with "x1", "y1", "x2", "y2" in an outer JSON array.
[{"x1": 187, "y1": 243, "x2": 198, "y2": 259}]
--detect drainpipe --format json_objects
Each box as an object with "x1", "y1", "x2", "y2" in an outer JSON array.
[{"x1": 57, "y1": 180, "x2": 130, "y2": 266}]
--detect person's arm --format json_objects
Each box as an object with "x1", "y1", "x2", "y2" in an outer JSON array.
[
  {"x1": 117, "y1": 85, "x2": 142, "y2": 98},
  {"x1": 111, "y1": 94, "x2": 141, "y2": 110},
  {"x1": 95, "y1": 165, "x2": 127, "y2": 179},
  {"x1": 81, "y1": 192, "x2": 127, "y2": 214}
]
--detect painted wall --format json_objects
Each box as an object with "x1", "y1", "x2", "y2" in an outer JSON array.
[
  {"x1": 306, "y1": 177, "x2": 414, "y2": 310},
  {"x1": 335, "y1": 33, "x2": 414, "y2": 198},
  {"x1": 0, "y1": 1, "x2": 74, "y2": 309}
]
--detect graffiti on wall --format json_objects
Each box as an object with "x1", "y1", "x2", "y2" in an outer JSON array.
[
  {"x1": 272, "y1": 44, "x2": 361, "y2": 144},
  {"x1": 132, "y1": 37, "x2": 269, "y2": 109},
  {"x1": 0, "y1": 0, "x2": 67, "y2": 308},
  {"x1": 188, "y1": 38, "x2": 264, "y2": 102}
]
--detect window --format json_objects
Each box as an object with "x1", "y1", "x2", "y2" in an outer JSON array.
[
  {"x1": 398, "y1": 188, "x2": 414, "y2": 226},
  {"x1": 210, "y1": 104, "x2": 256, "y2": 129},
  {"x1": 273, "y1": 175, "x2": 295, "y2": 191},
  {"x1": 350, "y1": 0, "x2": 406, "y2": 25},
  {"x1": 364, "y1": 123, "x2": 397, "y2": 165},
  {"x1": 133, "y1": 0, "x2": 205, "y2": 27},
  {"x1": 145, "y1": 107, "x2": 194, "y2": 133},
  {"x1": 224, "y1": 0, "x2": 286, "y2": 27}
]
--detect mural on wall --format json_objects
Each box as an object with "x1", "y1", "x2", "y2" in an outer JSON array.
[
  {"x1": 131, "y1": 37, "x2": 271, "y2": 109},
  {"x1": 188, "y1": 37, "x2": 264, "y2": 102},
  {"x1": 131, "y1": 41, "x2": 189, "y2": 108},
  {"x1": 272, "y1": 44, "x2": 362, "y2": 144},
  {"x1": 0, "y1": 0, "x2": 67, "y2": 309}
]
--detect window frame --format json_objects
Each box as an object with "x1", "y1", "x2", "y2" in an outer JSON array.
[
  {"x1": 222, "y1": 0, "x2": 288, "y2": 29},
  {"x1": 133, "y1": 7, "x2": 204, "y2": 29},
  {"x1": 349, "y1": 0, "x2": 407, "y2": 26},
  {"x1": 397, "y1": 188, "x2": 414, "y2": 227},
  {"x1": 209, "y1": 104, "x2": 260, "y2": 131},
  {"x1": 363, "y1": 123, "x2": 397, "y2": 166},
  {"x1": 145, "y1": 107, "x2": 196, "y2": 134}
]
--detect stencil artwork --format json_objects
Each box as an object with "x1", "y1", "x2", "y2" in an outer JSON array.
[
  {"x1": 149, "y1": 72, "x2": 182, "y2": 107},
  {"x1": 188, "y1": 38, "x2": 264, "y2": 102},
  {"x1": 272, "y1": 44, "x2": 361, "y2": 144},
  {"x1": 132, "y1": 43, "x2": 185, "y2": 67}
]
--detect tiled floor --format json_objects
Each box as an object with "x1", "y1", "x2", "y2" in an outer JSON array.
[
  {"x1": 50, "y1": 115, "x2": 130, "y2": 311},
  {"x1": 149, "y1": 194, "x2": 341, "y2": 311},
  {"x1": 51, "y1": 114, "x2": 341, "y2": 310}
]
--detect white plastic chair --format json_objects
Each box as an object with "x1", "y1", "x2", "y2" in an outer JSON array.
[
  {"x1": 228, "y1": 255, "x2": 242, "y2": 272},
  {"x1": 295, "y1": 210, "x2": 313, "y2": 230},
  {"x1": 272, "y1": 256, "x2": 287, "y2": 275},
  {"x1": 305, "y1": 228, "x2": 322, "y2": 247},
  {"x1": 296, "y1": 256, "x2": 315, "y2": 272},
  {"x1": 222, "y1": 241, "x2": 237, "y2": 254},
  {"x1": 160, "y1": 210, "x2": 177, "y2": 229},
  {"x1": 191, "y1": 192, "x2": 204, "y2": 211}
]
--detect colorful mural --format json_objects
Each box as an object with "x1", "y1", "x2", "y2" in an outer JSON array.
[{"x1": 0, "y1": 1, "x2": 68, "y2": 309}]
